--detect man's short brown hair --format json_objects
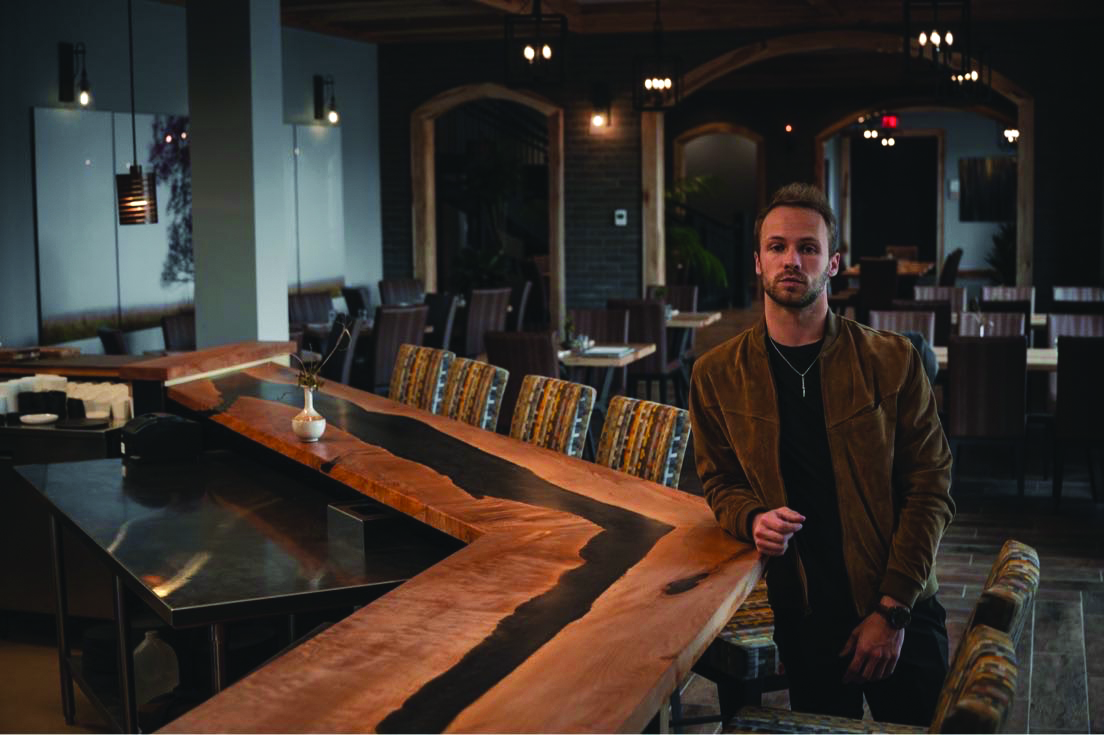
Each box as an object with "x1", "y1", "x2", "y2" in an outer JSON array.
[{"x1": 753, "y1": 183, "x2": 839, "y2": 255}]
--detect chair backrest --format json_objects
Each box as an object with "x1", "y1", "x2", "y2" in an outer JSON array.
[
  {"x1": 360, "y1": 305, "x2": 429, "y2": 394},
  {"x1": 568, "y1": 308, "x2": 630, "y2": 344},
  {"x1": 596, "y1": 396, "x2": 691, "y2": 488},
  {"x1": 288, "y1": 291, "x2": 334, "y2": 325},
  {"x1": 893, "y1": 299, "x2": 952, "y2": 346},
  {"x1": 914, "y1": 285, "x2": 968, "y2": 312},
  {"x1": 341, "y1": 286, "x2": 372, "y2": 317},
  {"x1": 509, "y1": 375, "x2": 596, "y2": 458},
  {"x1": 460, "y1": 287, "x2": 511, "y2": 357},
  {"x1": 337, "y1": 316, "x2": 368, "y2": 385},
  {"x1": 646, "y1": 284, "x2": 699, "y2": 313},
  {"x1": 439, "y1": 357, "x2": 509, "y2": 431},
  {"x1": 1056, "y1": 336, "x2": 1104, "y2": 441},
  {"x1": 607, "y1": 299, "x2": 669, "y2": 373},
  {"x1": 958, "y1": 311, "x2": 1025, "y2": 337},
  {"x1": 858, "y1": 257, "x2": 898, "y2": 317},
  {"x1": 388, "y1": 344, "x2": 454, "y2": 413},
  {"x1": 484, "y1": 330, "x2": 560, "y2": 433},
  {"x1": 969, "y1": 540, "x2": 1040, "y2": 649},
  {"x1": 1046, "y1": 315, "x2": 1104, "y2": 408},
  {"x1": 885, "y1": 244, "x2": 919, "y2": 261},
  {"x1": 508, "y1": 280, "x2": 532, "y2": 332},
  {"x1": 938, "y1": 247, "x2": 964, "y2": 286},
  {"x1": 378, "y1": 278, "x2": 424, "y2": 306},
  {"x1": 869, "y1": 310, "x2": 936, "y2": 346},
  {"x1": 319, "y1": 314, "x2": 353, "y2": 382},
  {"x1": 97, "y1": 327, "x2": 128, "y2": 355},
  {"x1": 1053, "y1": 286, "x2": 1104, "y2": 302},
  {"x1": 161, "y1": 311, "x2": 196, "y2": 351},
  {"x1": 982, "y1": 286, "x2": 1035, "y2": 313},
  {"x1": 423, "y1": 292, "x2": 459, "y2": 351},
  {"x1": 946, "y1": 336, "x2": 1026, "y2": 439},
  {"x1": 930, "y1": 625, "x2": 1018, "y2": 734}
]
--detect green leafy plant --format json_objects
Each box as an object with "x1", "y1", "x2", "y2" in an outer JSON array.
[
  {"x1": 665, "y1": 177, "x2": 729, "y2": 288},
  {"x1": 986, "y1": 222, "x2": 1016, "y2": 285},
  {"x1": 290, "y1": 324, "x2": 350, "y2": 391}
]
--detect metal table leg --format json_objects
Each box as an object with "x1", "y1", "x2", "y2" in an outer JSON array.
[
  {"x1": 113, "y1": 577, "x2": 137, "y2": 733},
  {"x1": 210, "y1": 622, "x2": 228, "y2": 692},
  {"x1": 49, "y1": 515, "x2": 75, "y2": 725}
]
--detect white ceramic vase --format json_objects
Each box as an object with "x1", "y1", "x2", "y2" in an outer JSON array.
[{"x1": 292, "y1": 387, "x2": 326, "y2": 442}]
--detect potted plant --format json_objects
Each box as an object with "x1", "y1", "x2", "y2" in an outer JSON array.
[{"x1": 665, "y1": 177, "x2": 730, "y2": 290}]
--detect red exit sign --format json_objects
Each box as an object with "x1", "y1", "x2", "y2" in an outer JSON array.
[{"x1": 881, "y1": 115, "x2": 899, "y2": 128}]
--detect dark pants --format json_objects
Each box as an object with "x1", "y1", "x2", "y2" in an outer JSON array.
[{"x1": 773, "y1": 595, "x2": 949, "y2": 726}]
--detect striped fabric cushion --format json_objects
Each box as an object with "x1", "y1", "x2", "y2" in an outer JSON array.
[
  {"x1": 970, "y1": 540, "x2": 1039, "y2": 647},
  {"x1": 931, "y1": 625, "x2": 1018, "y2": 734},
  {"x1": 439, "y1": 358, "x2": 509, "y2": 431},
  {"x1": 509, "y1": 375, "x2": 595, "y2": 458},
  {"x1": 725, "y1": 706, "x2": 925, "y2": 733},
  {"x1": 703, "y1": 579, "x2": 780, "y2": 682},
  {"x1": 596, "y1": 395, "x2": 690, "y2": 488},
  {"x1": 388, "y1": 344, "x2": 454, "y2": 413}
]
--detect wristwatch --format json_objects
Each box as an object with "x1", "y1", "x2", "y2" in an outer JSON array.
[{"x1": 876, "y1": 603, "x2": 912, "y2": 629}]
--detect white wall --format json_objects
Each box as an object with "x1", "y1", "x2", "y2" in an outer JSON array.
[{"x1": 0, "y1": 0, "x2": 381, "y2": 348}]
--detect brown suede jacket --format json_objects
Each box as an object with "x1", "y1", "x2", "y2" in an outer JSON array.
[{"x1": 689, "y1": 311, "x2": 954, "y2": 619}]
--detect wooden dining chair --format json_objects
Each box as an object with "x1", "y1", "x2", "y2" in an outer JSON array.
[
  {"x1": 946, "y1": 336, "x2": 1028, "y2": 496},
  {"x1": 438, "y1": 358, "x2": 509, "y2": 431},
  {"x1": 647, "y1": 284, "x2": 700, "y2": 355},
  {"x1": 1053, "y1": 336, "x2": 1104, "y2": 506},
  {"x1": 566, "y1": 307, "x2": 630, "y2": 395},
  {"x1": 1053, "y1": 286, "x2": 1104, "y2": 302},
  {"x1": 97, "y1": 327, "x2": 128, "y2": 355},
  {"x1": 892, "y1": 299, "x2": 952, "y2": 346},
  {"x1": 937, "y1": 248, "x2": 964, "y2": 286},
  {"x1": 885, "y1": 244, "x2": 919, "y2": 261},
  {"x1": 352, "y1": 305, "x2": 429, "y2": 395},
  {"x1": 869, "y1": 310, "x2": 936, "y2": 346},
  {"x1": 595, "y1": 396, "x2": 690, "y2": 488},
  {"x1": 388, "y1": 344, "x2": 455, "y2": 413},
  {"x1": 423, "y1": 292, "x2": 459, "y2": 351},
  {"x1": 958, "y1": 312, "x2": 1025, "y2": 337},
  {"x1": 983, "y1": 286, "x2": 1035, "y2": 313},
  {"x1": 857, "y1": 257, "x2": 898, "y2": 325},
  {"x1": 607, "y1": 298, "x2": 686, "y2": 407},
  {"x1": 509, "y1": 375, "x2": 596, "y2": 458},
  {"x1": 484, "y1": 330, "x2": 560, "y2": 434},
  {"x1": 378, "y1": 278, "x2": 424, "y2": 306},
  {"x1": 914, "y1": 285, "x2": 968, "y2": 313},
  {"x1": 341, "y1": 286, "x2": 372, "y2": 318},
  {"x1": 454, "y1": 287, "x2": 511, "y2": 358},
  {"x1": 507, "y1": 280, "x2": 532, "y2": 332},
  {"x1": 1044, "y1": 314, "x2": 1104, "y2": 409},
  {"x1": 161, "y1": 311, "x2": 196, "y2": 351}
]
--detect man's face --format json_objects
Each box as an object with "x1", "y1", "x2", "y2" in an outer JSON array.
[{"x1": 755, "y1": 206, "x2": 840, "y2": 310}]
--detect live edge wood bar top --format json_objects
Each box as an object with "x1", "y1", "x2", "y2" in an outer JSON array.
[
  {"x1": 160, "y1": 362, "x2": 762, "y2": 733},
  {"x1": 118, "y1": 340, "x2": 296, "y2": 382}
]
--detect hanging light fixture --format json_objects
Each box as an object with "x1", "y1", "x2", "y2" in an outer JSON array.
[
  {"x1": 902, "y1": 0, "x2": 988, "y2": 100},
  {"x1": 58, "y1": 42, "x2": 92, "y2": 107},
  {"x1": 314, "y1": 75, "x2": 339, "y2": 125},
  {"x1": 504, "y1": 0, "x2": 567, "y2": 87},
  {"x1": 115, "y1": 0, "x2": 157, "y2": 225},
  {"x1": 633, "y1": 0, "x2": 681, "y2": 110}
]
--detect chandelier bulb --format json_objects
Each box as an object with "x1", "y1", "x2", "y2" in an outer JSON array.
[
  {"x1": 872, "y1": 130, "x2": 878, "y2": 138},
  {"x1": 918, "y1": 31, "x2": 927, "y2": 46},
  {"x1": 663, "y1": 78, "x2": 672, "y2": 89},
  {"x1": 931, "y1": 30, "x2": 941, "y2": 47},
  {"x1": 542, "y1": 44, "x2": 552, "y2": 60},
  {"x1": 888, "y1": 138, "x2": 896, "y2": 146},
  {"x1": 945, "y1": 31, "x2": 954, "y2": 46},
  {"x1": 523, "y1": 44, "x2": 536, "y2": 62},
  {"x1": 79, "y1": 90, "x2": 91, "y2": 106},
  {"x1": 971, "y1": 70, "x2": 978, "y2": 81},
  {"x1": 591, "y1": 113, "x2": 606, "y2": 128}
]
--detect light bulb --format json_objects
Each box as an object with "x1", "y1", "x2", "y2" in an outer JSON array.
[
  {"x1": 180, "y1": 131, "x2": 187, "y2": 140},
  {"x1": 327, "y1": 109, "x2": 339, "y2": 124},
  {"x1": 931, "y1": 30, "x2": 941, "y2": 47},
  {"x1": 541, "y1": 44, "x2": 552, "y2": 60},
  {"x1": 523, "y1": 45, "x2": 536, "y2": 62},
  {"x1": 970, "y1": 70, "x2": 978, "y2": 81},
  {"x1": 945, "y1": 31, "x2": 954, "y2": 46},
  {"x1": 888, "y1": 138, "x2": 896, "y2": 146},
  {"x1": 785, "y1": 124, "x2": 793, "y2": 133},
  {"x1": 165, "y1": 134, "x2": 173, "y2": 143},
  {"x1": 591, "y1": 113, "x2": 606, "y2": 127},
  {"x1": 871, "y1": 130, "x2": 878, "y2": 138},
  {"x1": 881, "y1": 138, "x2": 888, "y2": 146},
  {"x1": 663, "y1": 78, "x2": 672, "y2": 89},
  {"x1": 79, "y1": 90, "x2": 90, "y2": 106},
  {"x1": 644, "y1": 78, "x2": 653, "y2": 90},
  {"x1": 918, "y1": 31, "x2": 928, "y2": 46},
  {"x1": 858, "y1": 116, "x2": 865, "y2": 123}
]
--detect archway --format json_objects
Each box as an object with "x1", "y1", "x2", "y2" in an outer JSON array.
[
  {"x1": 412, "y1": 83, "x2": 565, "y2": 330},
  {"x1": 641, "y1": 31, "x2": 1034, "y2": 286}
]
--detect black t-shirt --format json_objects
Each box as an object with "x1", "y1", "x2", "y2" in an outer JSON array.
[{"x1": 765, "y1": 334, "x2": 854, "y2": 619}]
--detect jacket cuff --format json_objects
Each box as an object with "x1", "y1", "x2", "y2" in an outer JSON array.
[
  {"x1": 728, "y1": 504, "x2": 767, "y2": 544},
  {"x1": 879, "y1": 570, "x2": 924, "y2": 610}
]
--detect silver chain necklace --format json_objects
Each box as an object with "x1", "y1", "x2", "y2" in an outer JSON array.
[{"x1": 768, "y1": 336, "x2": 821, "y2": 398}]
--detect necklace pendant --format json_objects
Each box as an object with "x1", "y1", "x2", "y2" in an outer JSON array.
[{"x1": 801, "y1": 376, "x2": 806, "y2": 398}]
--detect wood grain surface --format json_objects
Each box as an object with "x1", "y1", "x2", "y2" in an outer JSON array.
[
  {"x1": 840, "y1": 260, "x2": 935, "y2": 278},
  {"x1": 117, "y1": 341, "x2": 295, "y2": 382},
  {"x1": 160, "y1": 363, "x2": 761, "y2": 733}
]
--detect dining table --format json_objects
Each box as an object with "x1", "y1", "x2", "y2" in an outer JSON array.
[
  {"x1": 932, "y1": 346, "x2": 1058, "y2": 372},
  {"x1": 839, "y1": 260, "x2": 935, "y2": 278},
  {"x1": 140, "y1": 357, "x2": 762, "y2": 733}
]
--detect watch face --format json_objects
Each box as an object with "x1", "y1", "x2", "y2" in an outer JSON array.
[{"x1": 890, "y1": 607, "x2": 911, "y2": 628}]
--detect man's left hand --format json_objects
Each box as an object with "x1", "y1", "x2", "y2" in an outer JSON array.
[{"x1": 839, "y1": 596, "x2": 906, "y2": 684}]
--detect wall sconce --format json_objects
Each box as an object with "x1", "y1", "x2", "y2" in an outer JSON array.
[
  {"x1": 590, "y1": 84, "x2": 612, "y2": 131},
  {"x1": 314, "y1": 75, "x2": 339, "y2": 125},
  {"x1": 58, "y1": 42, "x2": 92, "y2": 106},
  {"x1": 504, "y1": 0, "x2": 567, "y2": 87}
]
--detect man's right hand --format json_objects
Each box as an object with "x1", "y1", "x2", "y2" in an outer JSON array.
[{"x1": 751, "y1": 507, "x2": 806, "y2": 556}]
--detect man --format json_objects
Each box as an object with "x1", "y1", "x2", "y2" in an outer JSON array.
[{"x1": 689, "y1": 183, "x2": 954, "y2": 725}]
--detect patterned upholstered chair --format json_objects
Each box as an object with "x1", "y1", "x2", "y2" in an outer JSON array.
[
  {"x1": 914, "y1": 285, "x2": 969, "y2": 313},
  {"x1": 439, "y1": 357, "x2": 509, "y2": 431},
  {"x1": 595, "y1": 396, "x2": 690, "y2": 488},
  {"x1": 869, "y1": 310, "x2": 936, "y2": 347},
  {"x1": 388, "y1": 344, "x2": 454, "y2": 413},
  {"x1": 509, "y1": 375, "x2": 595, "y2": 458},
  {"x1": 957, "y1": 311, "x2": 1025, "y2": 337},
  {"x1": 723, "y1": 541, "x2": 1037, "y2": 734}
]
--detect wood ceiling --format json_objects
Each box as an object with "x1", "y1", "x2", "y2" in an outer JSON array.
[{"x1": 279, "y1": 0, "x2": 1103, "y2": 44}]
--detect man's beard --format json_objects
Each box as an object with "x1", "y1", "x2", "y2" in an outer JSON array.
[{"x1": 761, "y1": 264, "x2": 832, "y2": 310}]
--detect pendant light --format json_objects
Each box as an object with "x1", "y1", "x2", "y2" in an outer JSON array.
[{"x1": 116, "y1": 0, "x2": 157, "y2": 225}]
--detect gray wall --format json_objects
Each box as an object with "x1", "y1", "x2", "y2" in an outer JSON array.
[
  {"x1": 0, "y1": 0, "x2": 381, "y2": 348},
  {"x1": 683, "y1": 133, "x2": 758, "y2": 228}
]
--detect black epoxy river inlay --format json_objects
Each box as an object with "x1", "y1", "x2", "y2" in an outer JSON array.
[{"x1": 201, "y1": 373, "x2": 675, "y2": 732}]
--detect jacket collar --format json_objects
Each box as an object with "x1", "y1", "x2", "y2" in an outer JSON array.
[{"x1": 751, "y1": 305, "x2": 842, "y2": 356}]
